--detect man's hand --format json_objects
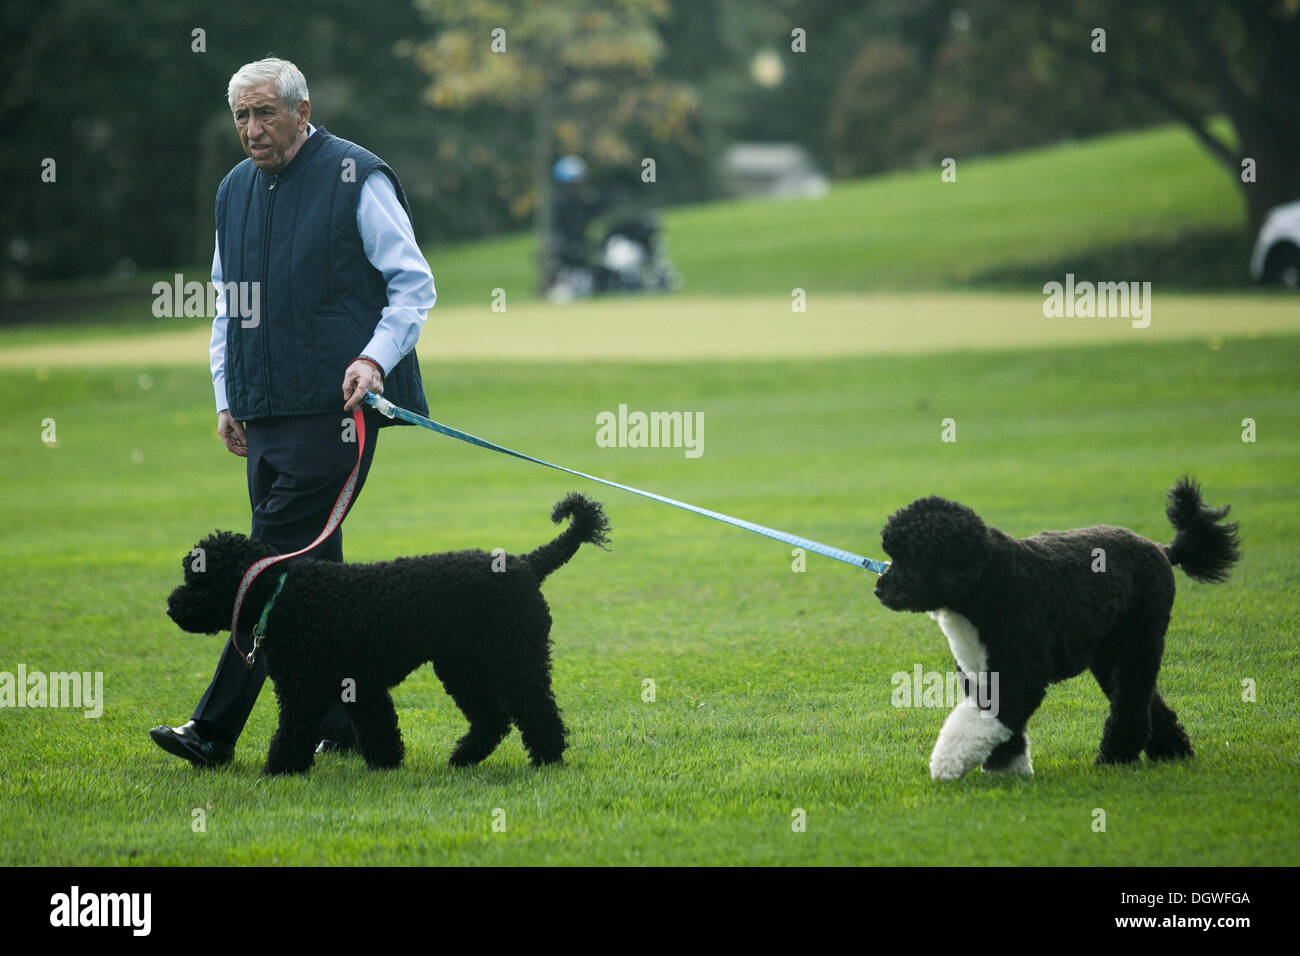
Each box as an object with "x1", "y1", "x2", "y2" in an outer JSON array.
[
  {"x1": 217, "y1": 410, "x2": 247, "y2": 457},
  {"x1": 343, "y1": 357, "x2": 384, "y2": 412}
]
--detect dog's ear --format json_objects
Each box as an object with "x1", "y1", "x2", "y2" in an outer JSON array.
[
  {"x1": 887, "y1": 496, "x2": 991, "y2": 595},
  {"x1": 930, "y1": 500, "x2": 991, "y2": 596}
]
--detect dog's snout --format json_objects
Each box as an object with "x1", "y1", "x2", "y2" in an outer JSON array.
[{"x1": 873, "y1": 578, "x2": 890, "y2": 605}]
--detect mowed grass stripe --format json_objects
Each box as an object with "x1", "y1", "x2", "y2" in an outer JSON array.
[{"x1": 3, "y1": 293, "x2": 1299, "y2": 368}]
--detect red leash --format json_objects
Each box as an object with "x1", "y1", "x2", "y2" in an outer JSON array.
[{"x1": 229, "y1": 407, "x2": 368, "y2": 667}]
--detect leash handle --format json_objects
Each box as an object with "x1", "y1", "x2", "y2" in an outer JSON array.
[
  {"x1": 363, "y1": 392, "x2": 889, "y2": 575},
  {"x1": 229, "y1": 406, "x2": 369, "y2": 667}
]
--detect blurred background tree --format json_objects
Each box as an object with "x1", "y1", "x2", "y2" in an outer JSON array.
[
  {"x1": 404, "y1": 0, "x2": 698, "y2": 277},
  {"x1": 1024, "y1": 0, "x2": 1300, "y2": 237},
  {"x1": 1, "y1": 0, "x2": 1294, "y2": 289},
  {"x1": 1, "y1": 0, "x2": 441, "y2": 285}
]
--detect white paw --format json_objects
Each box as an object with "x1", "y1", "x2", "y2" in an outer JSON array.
[
  {"x1": 929, "y1": 700, "x2": 1014, "y2": 782},
  {"x1": 930, "y1": 753, "x2": 972, "y2": 781}
]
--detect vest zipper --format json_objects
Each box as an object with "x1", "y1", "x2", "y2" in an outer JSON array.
[{"x1": 260, "y1": 174, "x2": 277, "y2": 416}]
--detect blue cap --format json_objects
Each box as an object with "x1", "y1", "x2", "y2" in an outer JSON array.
[{"x1": 552, "y1": 155, "x2": 588, "y2": 183}]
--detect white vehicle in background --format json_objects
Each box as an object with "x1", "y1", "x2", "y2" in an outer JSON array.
[{"x1": 1250, "y1": 201, "x2": 1300, "y2": 288}]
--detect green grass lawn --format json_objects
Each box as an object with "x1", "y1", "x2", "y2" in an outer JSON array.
[
  {"x1": 0, "y1": 118, "x2": 1289, "y2": 866},
  {"x1": 2, "y1": 318, "x2": 1297, "y2": 865}
]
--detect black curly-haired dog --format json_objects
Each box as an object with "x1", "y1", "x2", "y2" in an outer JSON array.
[
  {"x1": 874, "y1": 477, "x2": 1238, "y2": 781},
  {"x1": 166, "y1": 493, "x2": 609, "y2": 776}
]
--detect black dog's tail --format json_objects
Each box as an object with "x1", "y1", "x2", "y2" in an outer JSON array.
[
  {"x1": 523, "y1": 493, "x2": 611, "y2": 581},
  {"x1": 1164, "y1": 476, "x2": 1240, "y2": 583}
]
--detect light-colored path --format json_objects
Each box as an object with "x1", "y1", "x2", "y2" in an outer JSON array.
[{"x1": 2, "y1": 293, "x2": 1296, "y2": 367}]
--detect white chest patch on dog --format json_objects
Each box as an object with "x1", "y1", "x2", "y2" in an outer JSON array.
[
  {"x1": 928, "y1": 609, "x2": 987, "y2": 676},
  {"x1": 925, "y1": 609, "x2": 1015, "y2": 781}
]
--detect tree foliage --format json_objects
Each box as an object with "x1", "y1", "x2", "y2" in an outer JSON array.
[
  {"x1": 824, "y1": 0, "x2": 1169, "y2": 178},
  {"x1": 1028, "y1": 0, "x2": 1300, "y2": 235},
  {"x1": 2, "y1": 0, "x2": 1295, "y2": 289},
  {"x1": 406, "y1": 0, "x2": 699, "y2": 268}
]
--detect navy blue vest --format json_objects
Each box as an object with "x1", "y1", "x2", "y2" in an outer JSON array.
[{"x1": 215, "y1": 127, "x2": 429, "y2": 423}]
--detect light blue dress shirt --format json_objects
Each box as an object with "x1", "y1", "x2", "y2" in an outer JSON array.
[{"x1": 209, "y1": 126, "x2": 435, "y2": 414}]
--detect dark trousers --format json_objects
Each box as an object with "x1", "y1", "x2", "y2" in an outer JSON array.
[{"x1": 192, "y1": 407, "x2": 381, "y2": 742}]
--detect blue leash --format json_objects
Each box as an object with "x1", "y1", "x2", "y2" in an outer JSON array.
[{"x1": 364, "y1": 392, "x2": 889, "y2": 575}]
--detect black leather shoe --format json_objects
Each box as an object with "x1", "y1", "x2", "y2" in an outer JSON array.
[
  {"x1": 315, "y1": 739, "x2": 355, "y2": 755},
  {"x1": 149, "y1": 720, "x2": 234, "y2": 767}
]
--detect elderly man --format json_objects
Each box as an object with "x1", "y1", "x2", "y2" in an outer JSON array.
[{"x1": 150, "y1": 57, "x2": 434, "y2": 766}]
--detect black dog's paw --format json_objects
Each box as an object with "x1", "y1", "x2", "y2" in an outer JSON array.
[
  {"x1": 1094, "y1": 751, "x2": 1141, "y2": 766},
  {"x1": 1143, "y1": 725, "x2": 1194, "y2": 761},
  {"x1": 1144, "y1": 740, "x2": 1195, "y2": 761}
]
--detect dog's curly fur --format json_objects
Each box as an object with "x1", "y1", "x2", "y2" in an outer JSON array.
[
  {"x1": 874, "y1": 477, "x2": 1239, "y2": 780},
  {"x1": 167, "y1": 493, "x2": 610, "y2": 776}
]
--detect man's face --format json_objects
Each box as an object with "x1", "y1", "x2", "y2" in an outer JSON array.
[{"x1": 232, "y1": 83, "x2": 310, "y2": 174}]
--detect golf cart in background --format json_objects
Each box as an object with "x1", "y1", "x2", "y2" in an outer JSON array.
[
  {"x1": 1251, "y1": 200, "x2": 1300, "y2": 288},
  {"x1": 543, "y1": 155, "x2": 683, "y2": 304}
]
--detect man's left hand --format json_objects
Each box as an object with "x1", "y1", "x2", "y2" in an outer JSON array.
[{"x1": 342, "y1": 357, "x2": 384, "y2": 411}]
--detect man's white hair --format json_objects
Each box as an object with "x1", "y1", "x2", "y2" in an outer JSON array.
[{"x1": 227, "y1": 57, "x2": 310, "y2": 113}]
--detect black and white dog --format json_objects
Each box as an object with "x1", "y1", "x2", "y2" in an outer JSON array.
[{"x1": 874, "y1": 477, "x2": 1239, "y2": 780}]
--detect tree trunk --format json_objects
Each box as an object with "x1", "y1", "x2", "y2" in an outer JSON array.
[
  {"x1": 195, "y1": 111, "x2": 232, "y2": 268},
  {"x1": 1233, "y1": 117, "x2": 1300, "y2": 240},
  {"x1": 533, "y1": 81, "x2": 553, "y2": 294}
]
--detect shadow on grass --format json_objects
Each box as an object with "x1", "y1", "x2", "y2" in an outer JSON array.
[{"x1": 967, "y1": 229, "x2": 1257, "y2": 290}]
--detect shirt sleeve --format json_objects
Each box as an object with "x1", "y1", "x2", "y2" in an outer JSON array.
[
  {"x1": 356, "y1": 171, "x2": 436, "y2": 376},
  {"x1": 209, "y1": 235, "x2": 229, "y2": 414}
]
